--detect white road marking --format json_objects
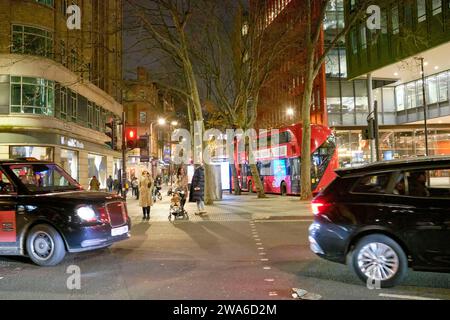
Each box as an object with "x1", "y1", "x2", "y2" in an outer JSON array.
[
  {"x1": 254, "y1": 219, "x2": 313, "y2": 223},
  {"x1": 259, "y1": 252, "x2": 267, "y2": 256},
  {"x1": 379, "y1": 293, "x2": 441, "y2": 300},
  {"x1": 258, "y1": 247, "x2": 265, "y2": 250},
  {"x1": 261, "y1": 258, "x2": 269, "y2": 262},
  {"x1": 269, "y1": 292, "x2": 278, "y2": 296},
  {"x1": 256, "y1": 243, "x2": 263, "y2": 246},
  {"x1": 263, "y1": 267, "x2": 272, "y2": 270},
  {"x1": 264, "y1": 279, "x2": 275, "y2": 282}
]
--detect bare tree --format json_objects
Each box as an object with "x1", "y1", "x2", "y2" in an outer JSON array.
[
  {"x1": 125, "y1": 0, "x2": 223, "y2": 204},
  {"x1": 298, "y1": 0, "x2": 373, "y2": 200},
  {"x1": 192, "y1": 0, "x2": 309, "y2": 198}
]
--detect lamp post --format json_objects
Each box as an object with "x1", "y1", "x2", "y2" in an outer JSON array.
[
  {"x1": 169, "y1": 121, "x2": 179, "y2": 187},
  {"x1": 416, "y1": 57, "x2": 430, "y2": 157},
  {"x1": 148, "y1": 118, "x2": 166, "y2": 177}
]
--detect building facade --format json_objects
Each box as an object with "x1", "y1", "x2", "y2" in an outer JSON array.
[
  {"x1": 255, "y1": 0, "x2": 328, "y2": 129},
  {"x1": 0, "y1": 0, "x2": 123, "y2": 189},
  {"x1": 123, "y1": 67, "x2": 177, "y2": 178},
  {"x1": 327, "y1": 0, "x2": 450, "y2": 167}
]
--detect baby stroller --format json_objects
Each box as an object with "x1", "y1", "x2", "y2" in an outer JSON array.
[
  {"x1": 168, "y1": 187, "x2": 189, "y2": 222},
  {"x1": 153, "y1": 184, "x2": 163, "y2": 202}
]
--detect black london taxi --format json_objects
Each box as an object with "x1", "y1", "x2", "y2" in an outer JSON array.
[
  {"x1": 309, "y1": 156, "x2": 450, "y2": 288},
  {"x1": 0, "y1": 158, "x2": 131, "y2": 266}
]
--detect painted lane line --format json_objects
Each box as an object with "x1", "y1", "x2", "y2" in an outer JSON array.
[
  {"x1": 379, "y1": 293, "x2": 441, "y2": 301},
  {"x1": 258, "y1": 247, "x2": 265, "y2": 250},
  {"x1": 261, "y1": 258, "x2": 269, "y2": 262},
  {"x1": 259, "y1": 252, "x2": 267, "y2": 256},
  {"x1": 256, "y1": 243, "x2": 263, "y2": 246},
  {"x1": 254, "y1": 219, "x2": 313, "y2": 223},
  {"x1": 264, "y1": 279, "x2": 275, "y2": 282},
  {"x1": 263, "y1": 267, "x2": 272, "y2": 270},
  {"x1": 269, "y1": 292, "x2": 278, "y2": 297}
]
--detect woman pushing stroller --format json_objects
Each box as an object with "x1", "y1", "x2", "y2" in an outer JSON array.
[{"x1": 169, "y1": 167, "x2": 189, "y2": 221}]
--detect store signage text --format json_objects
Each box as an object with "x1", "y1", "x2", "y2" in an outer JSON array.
[
  {"x1": 67, "y1": 5, "x2": 81, "y2": 30},
  {"x1": 61, "y1": 137, "x2": 85, "y2": 149}
]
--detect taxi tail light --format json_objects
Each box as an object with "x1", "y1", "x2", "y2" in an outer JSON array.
[
  {"x1": 311, "y1": 198, "x2": 329, "y2": 216},
  {"x1": 97, "y1": 206, "x2": 110, "y2": 223},
  {"x1": 122, "y1": 202, "x2": 129, "y2": 221}
]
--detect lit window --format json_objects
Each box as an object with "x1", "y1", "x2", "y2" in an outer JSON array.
[
  {"x1": 11, "y1": 25, "x2": 54, "y2": 58},
  {"x1": 360, "y1": 25, "x2": 367, "y2": 49},
  {"x1": 432, "y1": 0, "x2": 442, "y2": 15},
  {"x1": 10, "y1": 76, "x2": 55, "y2": 115},
  {"x1": 35, "y1": 0, "x2": 54, "y2": 7},
  {"x1": 391, "y1": 5, "x2": 399, "y2": 34},
  {"x1": 417, "y1": 0, "x2": 427, "y2": 22}
]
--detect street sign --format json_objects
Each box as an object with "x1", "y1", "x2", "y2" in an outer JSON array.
[{"x1": 139, "y1": 135, "x2": 150, "y2": 162}]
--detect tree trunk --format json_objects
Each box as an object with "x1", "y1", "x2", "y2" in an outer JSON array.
[
  {"x1": 204, "y1": 163, "x2": 216, "y2": 205},
  {"x1": 231, "y1": 164, "x2": 241, "y2": 195},
  {"x1": 300, "y1": 73, "x2": 314, "y2": 201},
  {"x1": 249, "y1": 163, "x2": 266, "y2": 198}
]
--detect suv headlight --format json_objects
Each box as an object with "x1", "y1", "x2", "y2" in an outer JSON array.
[{"x1": 77, "y1": 206, "x2": 97, "y2": 222}]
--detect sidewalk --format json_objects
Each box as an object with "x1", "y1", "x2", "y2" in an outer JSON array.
[{"x1": 125, "y1": 187, "x2": 313, "y2": 222}]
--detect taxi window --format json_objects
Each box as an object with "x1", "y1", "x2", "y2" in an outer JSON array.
[
  {"x1": 0, "y1": 169, "x2": 15, "y2": 195},
  {"x1": 8, "y1": 164, "x2": 79, "y2": 193}
]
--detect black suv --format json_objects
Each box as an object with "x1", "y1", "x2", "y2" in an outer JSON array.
[
  {"x1": 309, "y1": 156, "x2": 450, "y2": 287},
  {"x1": 0, "y1": 158, "x2": 131, "y2": 266}
]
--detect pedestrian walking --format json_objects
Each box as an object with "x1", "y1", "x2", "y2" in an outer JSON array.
[
  {"x1": 139, "y1": 170, "x2": 154, "y2": 220},
  {"x1": 189, "y1": 164, "x2": 206, "y2": 215},
  {"x1": 89, "y1": 176, "x2": 100, "y2": 191},
  {"x1": 113, "y1": 179, "x2": 119, "y2": 193},
  {"x1": 106, "y1": 175, "x2": 113, "y2": 192},
  {"x1": 132, "y1": 177, "x2": 139, "y2": 199}
]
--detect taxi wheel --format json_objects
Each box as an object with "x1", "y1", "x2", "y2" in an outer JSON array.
[{"x1": 26, "y1": 224, "x2": 66, "y2": 267}]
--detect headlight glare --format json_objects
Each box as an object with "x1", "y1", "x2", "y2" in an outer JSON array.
[{"x1": 77, "y1": 206, "x2": 97, "y2": 222}]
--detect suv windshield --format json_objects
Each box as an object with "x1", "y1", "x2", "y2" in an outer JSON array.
[{"x1": 7, "y1": 163, "x2": 81, "y2": 193}]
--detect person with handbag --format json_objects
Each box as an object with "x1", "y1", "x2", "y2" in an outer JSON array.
[
  {"x1": 139, "y1": 170, "x2": 154, "y2": 220},
  {"x1": 189, "y1": 163, "x2": 206, "y2": 215}
]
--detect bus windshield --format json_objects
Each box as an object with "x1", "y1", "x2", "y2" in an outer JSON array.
[{"x1": 7, "y1": 163, "x2": 81, "y2": 193}]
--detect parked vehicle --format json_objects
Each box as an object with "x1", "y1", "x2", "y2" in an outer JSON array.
[
  {"x1": 0, "y1": 158, "x2": 131, "y2": 266},
  {"x1": 309, "y1": 156, "x2": 450, "y2": 287}
]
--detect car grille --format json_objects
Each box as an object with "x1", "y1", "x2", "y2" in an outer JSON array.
[{"x1": 106, "y1": 201, "x2": 126, "y2": 227}]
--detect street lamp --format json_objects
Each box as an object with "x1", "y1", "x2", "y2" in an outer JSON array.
[
  {"x1": 286, "y1": 108, "x2": 294, "y2": 116},
  {"x1": 149, "y1": 118, "x2": 167, "y2": 176}
]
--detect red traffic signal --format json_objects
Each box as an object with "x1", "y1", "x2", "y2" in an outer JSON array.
[{"x1": 126, "y1": 127, "x2": 138, "y2": 150}]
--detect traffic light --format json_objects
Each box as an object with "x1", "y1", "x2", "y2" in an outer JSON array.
[
  {"x1": 126, "y1": 127, "x2": 138, "y2": 150},
  {"x1": 105, "y1": 118, "x2": 117, "y2": 150},
  {"x1": 362, "y1": 118, "x2": 376, "y2": 140}
]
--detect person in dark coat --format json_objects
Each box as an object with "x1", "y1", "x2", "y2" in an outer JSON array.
[{"x1": 189, "y1": 164, "x2": 206, "y2": 215}]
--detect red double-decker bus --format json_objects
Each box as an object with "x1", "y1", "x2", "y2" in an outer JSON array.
[{"x1": 234, "y1": 124, "x2": 338, "y2": 196}]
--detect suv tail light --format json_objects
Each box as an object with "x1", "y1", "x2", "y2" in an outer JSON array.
[{"x1": 311, "y1": 198, "x2": 329, "y2": 216}]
